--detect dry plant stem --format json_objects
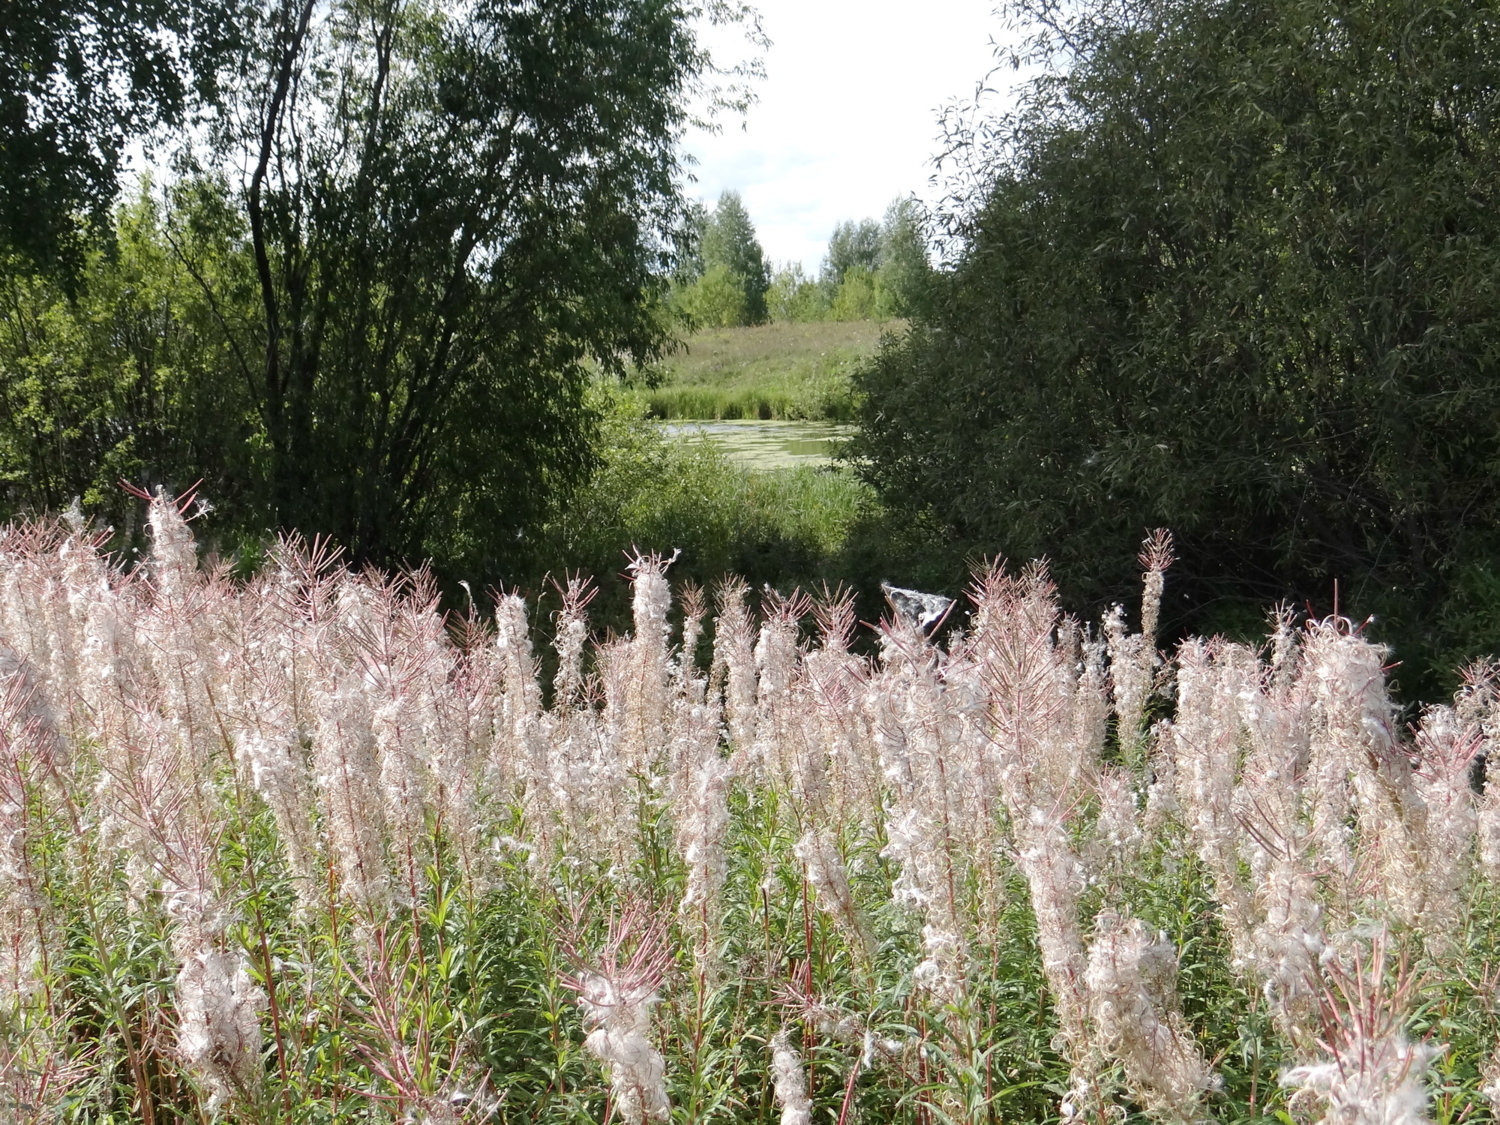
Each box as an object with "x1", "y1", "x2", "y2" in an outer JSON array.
[
  {"x1": 1106, "y1": 529, "x2": 1174, "y2": 769},
  {"x1": 1459, "y1": 663, "x2": 1500, "y2": 883},
  {"x1": 561, "y1": 902, "x2": 674, "y2": 1125},
  {"x1": 552, "y1": 573, "x2": 597, "y2": 712},
  {"x1": 313, "y1": 672, "x2": 392, "y2": 920},
  {"x1": 1304, "y1": 623, "x2": 1424, "y2": 930},
  {"x1": 1409, "y1": 705, "x2": 1481, "y2": 955},
  {"x1": 794, "y1": 828, "x2": 874, "y2": 970},
  {"x1": 714, "y1": 578, "x2": 758, "y2": 760},
  {"x1": 876, "y1": 625, "x2": 970, "y2": 1004},
  {"x1": 675, "y1": 749, "x2": 731, "y2": 973},
  {"x1": 50, "y1": 778, "x2": 158, "y2": 1125},
  {"x1": 1169, "y1": 641, "x2": 1258, "y2": 960},
  {"x1": 1282, "y1": 935, "x2": 1438, "y2": 1125},
  {"x1": 1086, "y1": 911, "x2": 1215, "y2": 1124},
  {"x1": 1138, "y1": 529, "x2": 1174, "y2": 647},
  {"x1": 677, "y1": 581, "x2": 707, "y2": 700},
  {"x1": 618, "y1": 553, "x2": 675, "y2": 783},
  {"x1": 1170, "y1": 636, "x2": 1328, "y2": 1048},
  {"x1": 225, "y1": 764, "x2": 293, "y2": 1103},
  {"x1": 973, "y1": 566, "x2": 1100, "y2": 1088}
]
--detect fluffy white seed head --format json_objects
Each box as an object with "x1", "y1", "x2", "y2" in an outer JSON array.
[
  {"x1": 796, "y1": 828, "x2": 873, "y2": 961},
  {"x1": 175, "y1": 947, "x2": 266, "y2": 1112},
  {"x1": 1086, "y1": 912, "x2": 1216, "y2": 1123},
  {"x1": 1283, "y1": 1036, "x2": 1437, "y2": 1125},
  {"x1": 770, "y1": 1029, "x2": 811, "y2": 1125},
  {"x1": 575, "y1": 972, "x2": 670, "y2": 1125}
]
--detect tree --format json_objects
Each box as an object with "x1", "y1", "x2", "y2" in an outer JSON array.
[
  {"x1": 673, "y1": 200, "x2": 711, "y2": 286},
  {"x1": 816, "y1": 204, "x2": 930, "y2": 320},
  {"x1": 0, "y1": 186, "x2": 256, "y2": 533},
  {"x1": 874, "y1": 197, "x2": 930, "y2": 318},
  {"x1": 676, "y1": 263, "x2": 748, "y2": 327},
  {"x1": 700, "y1": 190, "x2": 769, "y2": 324},
  {"x1": 766, "y1": 261, "x2": 826, "y2": 322},
  {"x1": 0, "y1": 0, "x2": 241, "y2": 273},
  {"x1": 822, "y1": 218, "x2": 880, "y2": 290},
  {"x1": 167, "y1": 0, "x2": 711, "y2": 580},
  {"x1": 851, "y1": 0, "x2": 1500, "y2": 694},
  {"x1": 829, "y1": 266, "x2": 877, "y2": 321}
]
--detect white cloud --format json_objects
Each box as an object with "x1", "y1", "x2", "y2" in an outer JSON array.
[{"x1": 683, "y1": 1, "x2": 1021, "y2": 271}]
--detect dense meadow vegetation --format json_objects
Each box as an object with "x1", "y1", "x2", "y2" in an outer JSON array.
[
  {"x1": 536, "y1": 389, "x2": 957, "y2": 644},
  {"x1": 1, "y1": 500, "x2": 1497, "y2": 1125}
]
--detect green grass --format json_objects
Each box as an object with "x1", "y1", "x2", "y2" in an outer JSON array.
[
  {"x1": 629, "y1": 320, "x2": 896, "y2": 421},
  {"x1": 542, "y1": 407, "x2": 874, "y2": 592}
]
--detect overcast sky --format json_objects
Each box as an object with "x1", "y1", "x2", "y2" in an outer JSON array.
[{"x1": 683, "y1": 2, "x2": 1018, "y2": 273}]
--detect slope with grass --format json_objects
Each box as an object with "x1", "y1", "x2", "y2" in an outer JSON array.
[{"x1": 631, "y1": 320, "x2": 894, "y2": 422}]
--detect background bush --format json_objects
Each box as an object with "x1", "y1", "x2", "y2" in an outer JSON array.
[{"x1": 851, "y1": 0, "x2": 1500, "y2": 698}]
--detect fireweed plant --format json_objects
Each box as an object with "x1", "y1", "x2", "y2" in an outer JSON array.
[{"x1": 0, "y1": 499, "x2": 1497, "y2": 1125}]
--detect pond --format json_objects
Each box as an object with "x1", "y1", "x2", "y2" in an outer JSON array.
[{"x1": 660, "y1": 420, "x2": 854, "y2": 470}]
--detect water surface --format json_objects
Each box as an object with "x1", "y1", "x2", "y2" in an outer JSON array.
[{"x1": 661, "y1": 420, "x2": 853, "y2": 470}]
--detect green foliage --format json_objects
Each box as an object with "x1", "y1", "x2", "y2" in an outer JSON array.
[
  {"x1": 766, "y1": 261, "x2": 828, "y2": 323},
  {"x1": 768, "y1": 201, "x2": 930, "y2": 325},
  {"x1": 0, "y1": 0, "x2": 718, "y2": 590},
  {"x1": 822, "y1": 218, "x2": 881, "y2": 288},
  {"x1": 673, "y1": 199, "x2": 711, "y2": 284},
  {"x1": 687, "y1": 190, "x2": 762, "y2": 325},
  {"x1": 223, "y1": 0, "x2": 702, "y2": 582},
  {"x1": 873, "y1": 198, "x2": 930, "y2": 319},
  {"x1": 852, "y1": 0, "x2": 1500, "y2": 698},
  {"x1": 537, "y1": 402, "x2": 872, "y2": 607},
  {"x1": 531, "y1": 393, "x2": 970, "y2": 638},
  {"x1": 829, "y1": 266, "x2": 878, "y2": 322},
  {"x1": 0, "y1": 187, "x2": 257, "y2": 534},
  {"x1": 10, "y1": 511, "x2": 1500, "y2": 1125},
  {"x1": 673, "y1": 263, "x2": 750, "y2": 329},
  {"x1": 0, "y1": 0, "x2": 242, "y2": 273}
]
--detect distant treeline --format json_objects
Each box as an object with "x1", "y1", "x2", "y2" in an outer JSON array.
[{"x1": 669, "y1": 192, "x2": 930, "y2": 328}]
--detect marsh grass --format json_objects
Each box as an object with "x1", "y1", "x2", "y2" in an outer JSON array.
[
  {"x1": 627, "y1": 321, "x2": 895, "y2": 421},
  {"x1": 539, "y1": 408, "x2": 876, "y2": 623},
  {"x1": 537, "y1": 405, "x2": 963, "y2": 643}
]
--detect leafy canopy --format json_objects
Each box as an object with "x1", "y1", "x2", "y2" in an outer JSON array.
[
  {"x1": 762, "y1": 199, "x2": 930, "y2": 324},
  {"x1": 0, "y1": 0, "x2": 242, "y2": 273},
  {"x1": 822, "y1": 219, "x2": 880, "y2": 287},
  {"x1": 851, "y1": 0, "x2": 1500, "y2": 693},
  {"x1": 0, "y1": 0, "x2": 730, "y2": 588},
  {"x1": 692, "y1": 189, "x2": 770, "y2": 325}
]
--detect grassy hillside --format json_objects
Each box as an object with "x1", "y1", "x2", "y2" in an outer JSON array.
[{"x1": 630, "y1": 319, "x2": 896, "y2": 421}]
